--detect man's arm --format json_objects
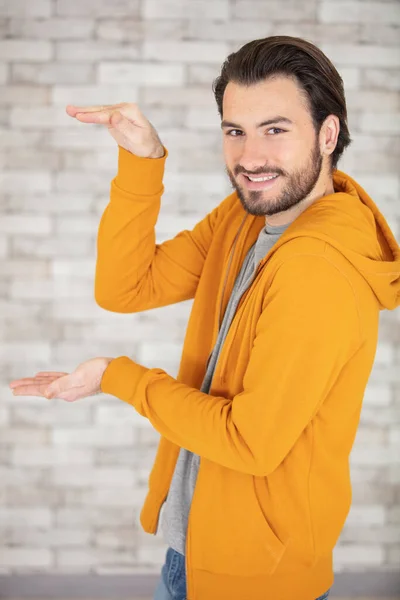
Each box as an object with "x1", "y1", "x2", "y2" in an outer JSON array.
[
  {"x1": 101, "y1": 253, "x2": 362, "y2": 475},
  {"x1": 95, "y1": 146, "x2": 227, "y2": 313}
]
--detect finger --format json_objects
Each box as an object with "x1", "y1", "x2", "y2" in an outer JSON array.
[
  {"x1": 12, "y1": 383, "x2": 49, "y2": 397},
  {"x1": 35, "y1": 371, "x2": 68, "y2": 378},
  {"x1": 10, "y1": 375, "x2": 62, "y2": 388},
  {"x1": 74, "y1": 111, "x2": 115, "y2": 125},
  {"x1": 66, "y1": 104, "x2": 124, "y2": 117}
]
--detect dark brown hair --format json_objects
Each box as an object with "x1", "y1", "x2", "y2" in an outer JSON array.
[{"x1": 213, "y1": 36, "x2": 351, "y2": 170}]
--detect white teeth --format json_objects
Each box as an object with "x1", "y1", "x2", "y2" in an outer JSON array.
[{"x1": 247, "y1": 174, "x2": 278, "y2": 182}]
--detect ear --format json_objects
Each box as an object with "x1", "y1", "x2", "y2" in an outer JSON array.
[{"x1": 320, "y1": 114, "x2": 340, "y2": 159}]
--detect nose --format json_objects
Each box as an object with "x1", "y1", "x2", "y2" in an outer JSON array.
[{"x1": 238, "y1": 137, "x2": 267, "y2": 173}]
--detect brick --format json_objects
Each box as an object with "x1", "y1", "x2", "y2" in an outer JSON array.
[
  {"x1": 94, "y1": 528, "x2": 135, "y2": 549},
  {"x1": 51, "y1": 259, "x2": 96, "y2": 278},
  {"x1": 0, "y1": 508, "x2": 52, "y2": 528},
  {"x1": 0, "y1": 342, "x2": 51, "y2": 363},
  {"x1": 0, "y1": 85, "x2": 50, "y2": 105},
  {"x1": 354, "y1": 426, "x2": 387, "y2": 445},
  {"x1": 185, "y1": 106, "x2": 222, "y2": 130},
  {"x1": 0, "y1": 466, "x2": 46, "y2": 486},
  {"x1": 363, "y1": 383, "x2": 392, "y2": 406},
  {"x1": 4, "y1": 149, "x2": 61, "y2": 170},
  {"x1": 98, "y1": 61, "x2": 185, "y2": 86},
  {"x1": 11, "y1": 404, "x2": 92, "y2": 427},
  {"x1": 318, "y1": 0, "x2": 400, "y2": 27},
  {"x1": 94, "y1": 403, "x2": 144, "y2": 425},
  {"x1": 360, "y1": 113, "x2": 400, "y2": 134},
  {"x1": 319, "y1": 1, "x2": 400, "y2": 24},
  {"x1": 346, "y1": 504, "x2": 386, "y2": 526},
  {"x1": 11, "y1": 235, "x2": 94, "y2": 259},
  {"x1": 12, "y1": 63, "x2": 95, "y2": 85},
  {"x1": 187, "y1": 19, "x2": 273, "y2": 42},
  {"x1": 0, "y1": 548, "x2": 53, "y2": 568},
  {"x1": 234, "y1": 0, "x2": 318, "y2": 21},
  {"x1": 96, "y1": 19, "x2": 185, "y2": 42},
  {"x1": 0, "y1": 128, "x2": 44, "y2": 148},
  {"x1": 360, "y1": 24, "x2": 400, "y2": 46},
  {"x1": 61, "y1": 149, "x2": 117, "y2": 171},
  {"x1": 350, "y1": 443, "x2": 398, "y2": 466},
  {"x1": 388, "y1": 507, "x2": 400, "y2": 523},
  {"x1": 54, "y1": 171, "x2": 114, "y2": 194},
  {"x1": 7, "y1": 528, "x2": 91, "y2": 548},
  {"x1": 55, "y1": 548, "x2": 135, "y2": 569},
  {"x1": 0, "y1": 428, "x2": 49, "y2": 445},
  {"x1": 333, "y1": 543, "x2": 384, "y2": 566},
  {"x1": 137, "y1": 543, "x2": 166, "y2": 566},
  {"x1": 142, "y1": 86, "x2": 214, "y2": 107},
  {"x1": 143, "y1": 40, "x2": 229, "y2": 64},
  {"x1": 77, "y1": 488, "x2": 146, "y2": 507},
  {"x1": 12, "y1": 446, "x2": 94, "y2": 466},
  {"x1": 0, "y1": 214, "x2": 51, "y2": 235},
  {"x1": 52, "y1": 85, "x2": 139, "y2": 106},
  {"x1": 340, "y1": 524, "x2": 400, "y2": 544},
  {"x1": 10, "y1": 106, "x2": 82, "y2": 129},
  {"x1": 0, "y1": 406, "x2": 8, "y2": 426},
  {"x1": 0, "y1": 40, "x2": 52, "y2": 62},
  {"x1": 56, "y1": 41, "x2": 139, "y2": 62},
  {"x1": 188, "y1": 64, "x2": 221, "y2": 85},
  {"x1": 0, "y1": 172, "x2": 52, "y2": 194},
  {"x1": 54, "y1": 214, "x2": 98, "y2": 235},
  {"x1": 0, "y1": 237, "x2": 8, "y2": 258},
  {"x1": 0, "y1": 63, "x2": 8, "y2": 84},
  {"x1": 52, "y1": 426, "x2": 136, "y2": 447},
  {"x1": 55, "y1": 507, "x2": 135, "y2": 527},
  {"x1": 321, "y1": 44, "x2": 400, "y2": 68},
  {"x1": 50, "y1": 466, "x2": 136, "y2": 487},
  {"x1": 0, "y1": 0, "x2": 51, "y2": 17},
  {"x1": 346, "y1": 90, "x2": 400, "y2": 111},
  {"x1": 56, "y1": 0, "x2": 140, "y2": 17},
  {"x1": 142, "y1": 0, "x2": 229, "y2": 19},
  {"x1": 8, "y1": 18, "x2": 94, "y2": 39},
  {"x1": 360, "y1": 405, "x2": 400, "y2": 427},
  {"x1": 3, "y1": 192, "x2": 94, "y2": 213},
  {"x1": 0, "y1": 259, "x2": 49, "y2": 278}
]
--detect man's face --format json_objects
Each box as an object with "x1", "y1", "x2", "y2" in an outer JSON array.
[{"x1": 222, "y1": 76, "x2": 323, "y2": 217}]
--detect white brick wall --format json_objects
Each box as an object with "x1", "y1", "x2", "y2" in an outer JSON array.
[{"x1": 0, "y1": 0, "x2": 399, "y2": 578}]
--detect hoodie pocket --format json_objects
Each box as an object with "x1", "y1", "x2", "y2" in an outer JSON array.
[{"x1": 190, "y1": 468, "x2": 288, "y2": 577}]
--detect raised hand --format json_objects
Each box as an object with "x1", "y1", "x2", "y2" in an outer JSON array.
[
  {"x1": 66, "y1": 102, "x2": 165, "y2": 158},
  {"x1": 9, "y1": 357, "x2": 113, "y2": 402}
]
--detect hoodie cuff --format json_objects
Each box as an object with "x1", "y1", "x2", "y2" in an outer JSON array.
[
  {"x1": 115, "y1": 146, "x2": 168, "y2": 196},
  {"x1": 101, "y1": 356, "x2": 148, "y2": 409}
]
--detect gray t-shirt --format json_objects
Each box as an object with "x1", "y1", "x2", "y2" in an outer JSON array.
[{"x1": 159, "y1": 221, "x2": 290, "y2": 554}]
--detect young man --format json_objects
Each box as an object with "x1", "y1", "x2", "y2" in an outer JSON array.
[{"x1": 11, "y1": 36, "x2": 400, "y2": 600}]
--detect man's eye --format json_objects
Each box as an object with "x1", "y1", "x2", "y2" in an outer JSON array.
[
  {"x1": 268, "y1": 128, "x2": 285, "y2": 135},
  {"x1": 226, "y1": 129, "x2": 243, "y2": 136}
]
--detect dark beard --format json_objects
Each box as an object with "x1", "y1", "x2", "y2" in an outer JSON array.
[{"x1": 226, "y1": 140, "x2": 323, "y2": 217}]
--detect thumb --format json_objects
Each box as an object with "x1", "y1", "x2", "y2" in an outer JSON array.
[
  {"x1": 110, "y1": 110, "x2": 129, "y2": 129},
  {"x1": 45, "y1": 374, "x2": 71, "y2": 399}
]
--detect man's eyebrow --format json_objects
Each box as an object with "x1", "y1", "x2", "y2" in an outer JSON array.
[{"x1": 221, "y1": 116, "x2": 293, "y2": 129}]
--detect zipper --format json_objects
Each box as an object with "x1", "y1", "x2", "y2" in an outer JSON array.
[{"x1": 205, "y1": 214, "x2": 248, "y2": 370}]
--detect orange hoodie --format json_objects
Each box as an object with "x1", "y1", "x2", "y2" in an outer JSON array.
[{"x1": 98, "y1": 147, "x2": 400, "y2": 600}]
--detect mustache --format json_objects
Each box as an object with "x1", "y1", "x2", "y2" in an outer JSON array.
[{"x1": 233, "y1": 165, "x2": 287, "y2": 177}]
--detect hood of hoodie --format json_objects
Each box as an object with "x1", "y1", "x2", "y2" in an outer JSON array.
[{"x1": 277, "y1": 169, "x2": 400, "y2": 310}]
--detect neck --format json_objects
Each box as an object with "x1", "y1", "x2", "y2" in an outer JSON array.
[{"x1": 265, "y1": 175, "x2": 335, "y2": 228}]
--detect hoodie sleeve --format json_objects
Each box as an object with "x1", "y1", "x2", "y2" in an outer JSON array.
[
  {"x1": 100, "y1": 253, "x2": 362, "y2": 476},
  {"x1": 95, "y1": 146, "x2": 225, "y2": 313}
]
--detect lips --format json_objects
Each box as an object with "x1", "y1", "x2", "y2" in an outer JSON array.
[{"x1": 240, "y1": 173, "x2": 280, "y2": 191}]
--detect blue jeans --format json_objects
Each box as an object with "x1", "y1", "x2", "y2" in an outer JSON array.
[{"x1": 154, "y1": 547, "x2": 331, "y2": 600}]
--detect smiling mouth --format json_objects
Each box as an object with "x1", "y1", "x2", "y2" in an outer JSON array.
[
  {"x1": 244, "y1": 174, "x2": 279, "y2": 182},
  {"x1": 240, "y1": 173, "x2": 280, "y2": 190}
]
